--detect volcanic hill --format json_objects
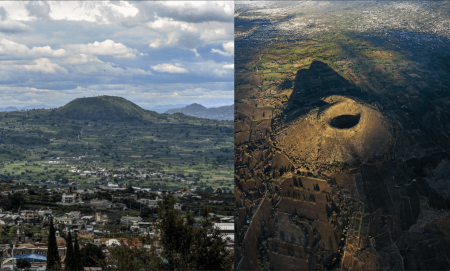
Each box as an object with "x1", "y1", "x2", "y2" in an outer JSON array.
[
  {"x1": 235, "y1": 58, "x2": 450, "y2": 271},
  {"x1": 55, "y1": 96, "x2": 158, "y2": 121}
]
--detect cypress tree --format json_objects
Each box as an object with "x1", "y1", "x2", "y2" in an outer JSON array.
[
  {"x1": 73, "y1": 233, "x2": 83, "y2": 270},
  {"x1": 64, "y1": 231, "x2": 74, "y2": 271},
  {"x1": 46, "y1": 218, "x2": 61, "y2": 271}
]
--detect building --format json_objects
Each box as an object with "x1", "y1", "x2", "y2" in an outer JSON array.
[
  {"x1": 108, "y1": 202, "x2": 127, "y2": 211},
  {"x1": 37, "y1": 208, "x2": 52, "y2": 217},
  {"x1": 213, "y1": 223, "x2": 234, "y2": 250},
  {"x1": 120, "y1": 216, "x2": 142, "y2": 226},
  {"x1": 100, "y1": 238, "x2": 143, "y2": 248},
  {"x1": 54, "y1": 212, "x2": 86, "y2": 233},
  {"x1": 95, "y1": 212, "x2": 109, "y2": 225},
  {"x1": 174, "y1": 203, "x2": 183, "y2": 211},
  {"x1": 90, "y1": 199, "x2": 110, "y2": 210},
  {"x1": 137, "y1": 197, "x2": 161, "y2": 209},
  {"x1": 1, "y1": 231, "x2": 67, "y2": 270},
  {"x1": 60, "y1": 193, "x2": 83, "y2": 205}
]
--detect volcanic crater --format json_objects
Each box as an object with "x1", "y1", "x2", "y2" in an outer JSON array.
[{"x1": 275, "y1": 96, "x2": 394, "y2": 170}]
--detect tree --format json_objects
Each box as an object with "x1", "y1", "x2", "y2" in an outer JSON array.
[
  {"x1": 80, "y1": 243, "x2": 105, "y2": 267},
  {"x1": 64, "y1": 231, "x2": 74, "y2": 271},
  {"x1": 97, "y1": 238, "x2": 160, "y2": 270},
  {"x1": 46, "y1": 218, "x2": 61, "y2": 271},
  {"x1": 73, "y1": 234, "x2": 83, "y2": 270},
  {"x1": 156, "y1": 193, "x2": 232, "y2": 270},
  {"x1": 16, "y1": 258, "x2": 31, "y2": 269}
]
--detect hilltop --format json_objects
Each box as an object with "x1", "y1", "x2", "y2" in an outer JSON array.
[
  {"x1": 55, "y1": 96, "x2": 158, "y2": 121},
  {"x1": 165, "y1": 103, "x2": 233, "y2": 121}
]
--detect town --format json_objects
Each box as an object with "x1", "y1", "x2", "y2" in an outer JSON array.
[{"x1": 0, "y1": 180, "x2": 234, "y2": 270}]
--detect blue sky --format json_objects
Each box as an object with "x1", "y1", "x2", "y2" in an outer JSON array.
[{"x1": 0, "y1": 1, "x2": 234, "y2": 109}]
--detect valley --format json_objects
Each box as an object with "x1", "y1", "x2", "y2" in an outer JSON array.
[{"x1": 0, "y1": 96, "x2": 233, "y2": 193}]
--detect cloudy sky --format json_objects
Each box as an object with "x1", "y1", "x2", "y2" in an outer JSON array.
[{"x1": 0, "y1": 1, "x2": 234, "y2": 109}]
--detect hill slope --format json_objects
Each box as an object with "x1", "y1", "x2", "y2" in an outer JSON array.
[
  {"x1": 56, "y1": 96, "x2": 157, "y2": 121},
  {"x1": 165, "y1": 103, "x2": 233, "y2": 120}
]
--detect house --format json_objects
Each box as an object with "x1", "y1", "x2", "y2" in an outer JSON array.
[
  {"x1": 62, "y1": 219, "x2": 86, "y2": 233},
  {"x1": 174, "y1": 203, "x2": 183, "y2": 211},
  {"x1": 100, "y1": 238, "x2": 143, "y2": 248},
  {"x1": 19, "y1": 210, "x2": 40, "y2": 224},
  {"x1": 80, "y1": 216, "x2": 93, "y2": 222},
  {"x1": 95, "y1": 212, "x2": 109, "y2": 225},
  {"x1": 0, "y1": 244, "x2": 10, "y2": 257},
  {"x1": 93, "y1": 239, "x2": 101, "y2": 246},
  {"x1": 1, "y1": 214, "x2": 20, "y2": 225},
  {"x1": 107, "y1": 183, "x2": 119, "y2": 188},
  {"x1": 66, "y1": 211, "x2": 81, "y2": 219},
  {"x1": 60, "y1": 193, "x2": 83, "y2": 205},
  {"x1": 213, "y1": 223, "x2": 234, "y2": 250},
  {"x1": 108, "y1": 202, "x2": 127, "y2": 211},
  {"x1": 120, "y1": 216, "x2": 142, "y2": 226},
  {"x1": 135, "y1": 222, "x2": 153, "y2": 233},
  {"x1": 90, "y1": 199, "x2": 110, "y2": 210},
  {"x1": 37, "y1": 208, "x2": 52, "y2": 217},
  {"x1": 173, "y1": 191, "x2": 184, "y2": 198},
  {"x1": 54, "y1": 216, "x2": 75, "y2": 226},
  {"x1": 137, "y1": 198, "x2": 161, "y2": 209}
]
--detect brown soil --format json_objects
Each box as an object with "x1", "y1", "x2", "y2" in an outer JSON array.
[{"x1": 276, "y1": 96, "x2": 394, "y2": 171}]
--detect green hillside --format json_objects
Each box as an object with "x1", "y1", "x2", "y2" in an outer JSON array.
[{"x1": 55, "y1": 96, "x2": 157, "y2": 121}]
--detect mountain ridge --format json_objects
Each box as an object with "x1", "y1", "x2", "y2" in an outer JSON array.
[{"x1": 165, "y1": 103, "x2": 233, "y2": 120}]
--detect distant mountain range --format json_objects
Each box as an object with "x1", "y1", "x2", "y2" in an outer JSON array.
[
  {"x1": 0, "y1": 104, "x2": 56, "y2": 111},
  {"x1": 146, "y1": 104, "x2": 189, "y2": 114},
  {"x1": 165, "y1": 103, "x2": 233, "y2": 121}
]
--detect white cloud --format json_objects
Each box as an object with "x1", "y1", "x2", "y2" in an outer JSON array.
[
  {"x1": 0, "y1": 20, "x2": 30, "y2": 33},
  {"x1": 147, "y1": 18, "x2": 232, "y2": 49},
  {"x1": 48, "y1": 2, "x2": 103, "y2": 22},
  {"x1": 67, "y1": 54, "x2": 102, "y2": 65},
  {"x1": 64, "y1": 39, "x2": 138, "y2": 58},
  {"x1": 25, "y1": 1, "x2": 51, "y2": 20},
  {"x1": 0, "y1": 2, "x2": 31, "y2": 21},
  {"x1": 190, "y1": 48, "x2": 200, "y2": 57},
  {"x1": 22, "y1": 58, "x2": 68, "y2": 74},
  {"x1": 211, "y1": 41, "x2": 234, "y2": 56},
  {"x1": 104, "y1": 1, "x2": 139, "y2": 18},
  {"x1": 0, "y1": 1, "x2": 139, "y2": 23},
  {"x1": 49, "y1": 2, "x2": 138, "y2": 24},
  {"x1": 0, "y1": 38, "x2": 67, "y2": 58},
  {"x1": 0, "y1": 1, "x2": 233, "y2": 108},
  {"x1": 151, "y1": 63, "x2": 188, "y2": 73},
  {"x1": 187, "y1": 60, "x2": 233, "y2": 78},
  {"x1": 69, "y1": 59, "x2": 152, "y2": 76},
  {"x1": 149, "y1": 38, "x2": 164, "y2": 49},
  {"x1": 223, "y1": 63, "x2": 234, "y2": 69}
]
